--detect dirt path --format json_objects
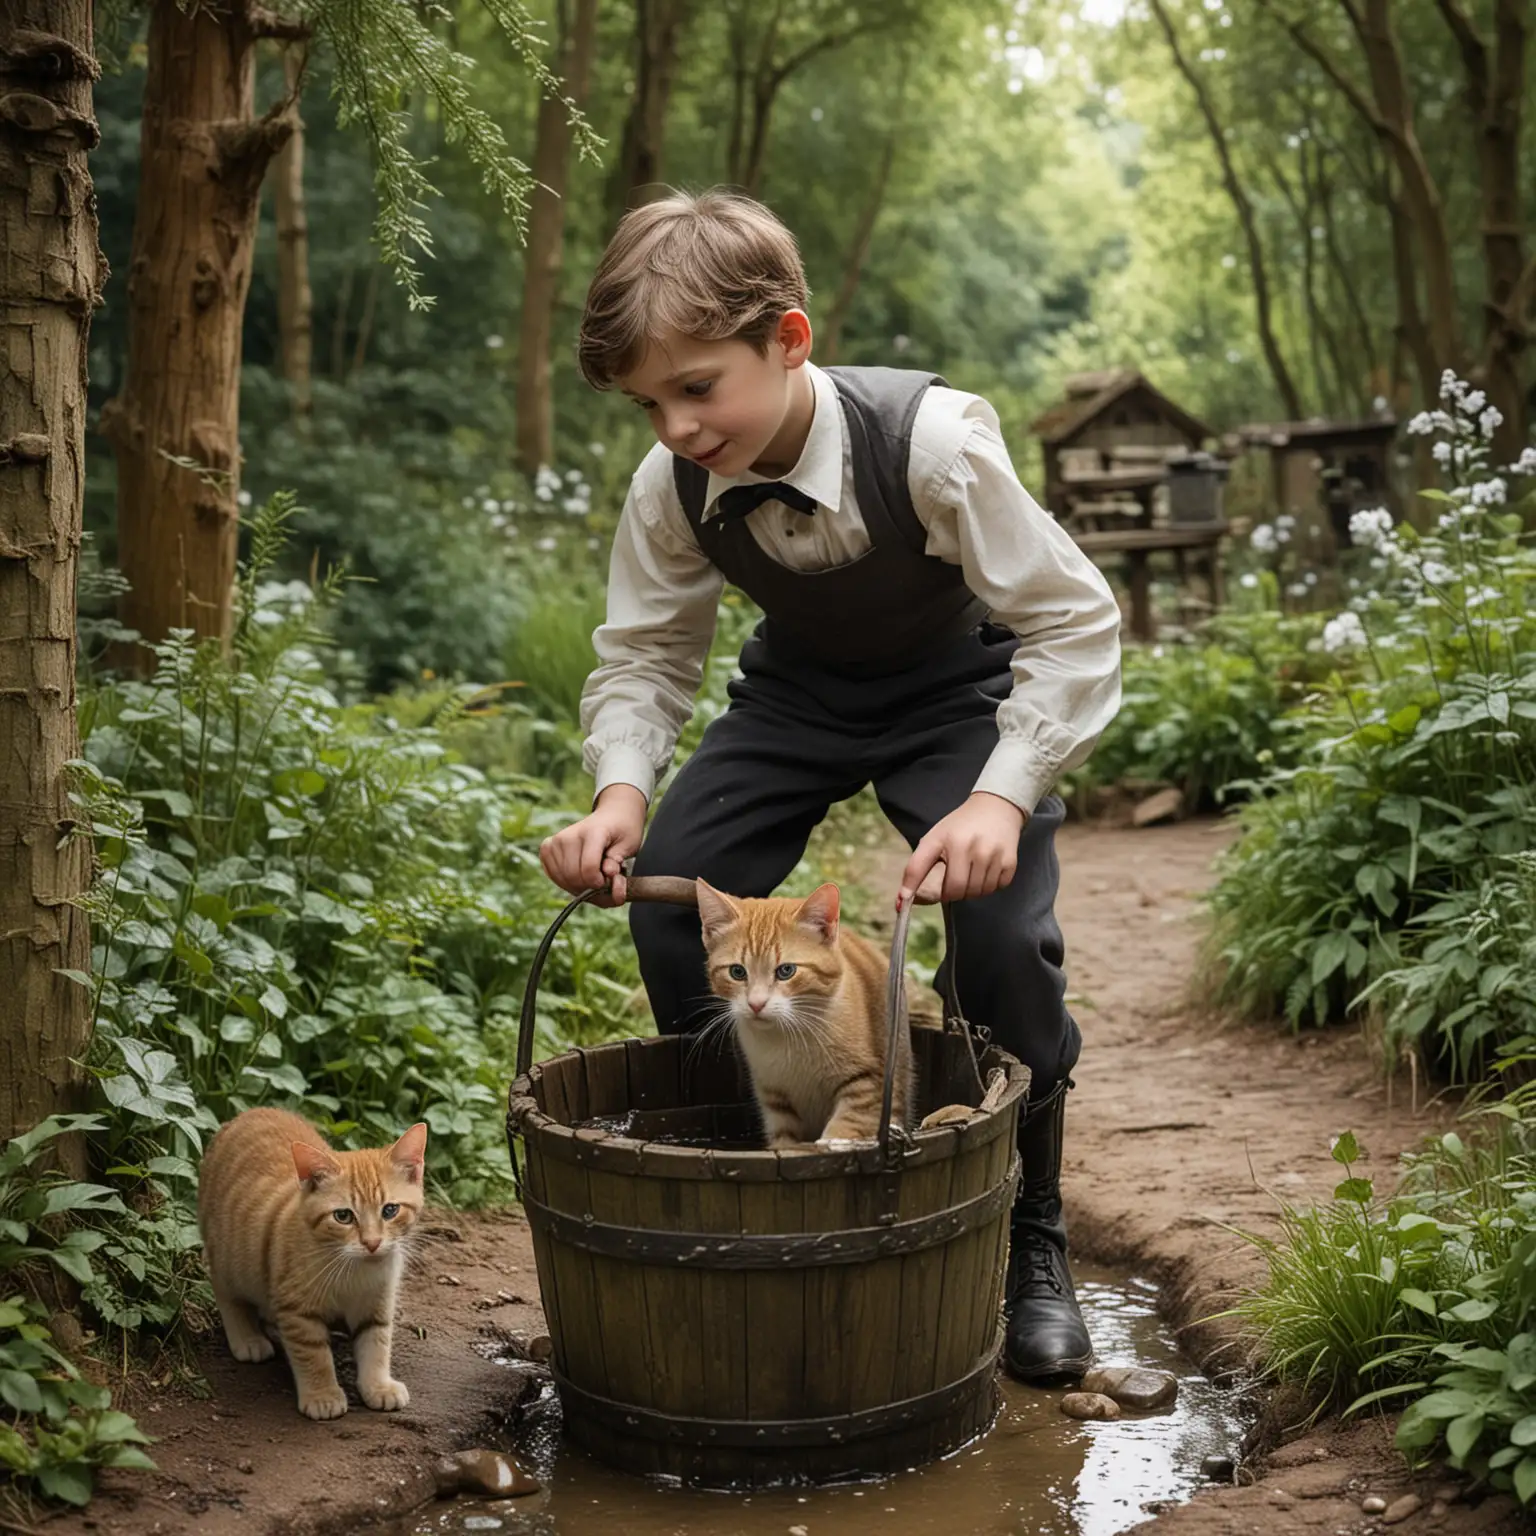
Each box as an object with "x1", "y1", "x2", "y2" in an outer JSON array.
[{"x1": 46, "y1": 819, "x2": 1523, "y2": 1536}]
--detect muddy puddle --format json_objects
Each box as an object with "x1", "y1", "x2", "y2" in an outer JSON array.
[{"x1": 386, "y1": 1263, "x2": 1248, "y2": 1536}]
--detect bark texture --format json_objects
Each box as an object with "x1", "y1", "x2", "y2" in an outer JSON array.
[
  {"x1": 272, "y1": 42, "x2": 312, "y2": 420},
  {"x1": 606, "y1": 0, "x2": 685, "y2": 226},
  {"x1": 515, "y1": 0, "x2": 599, "y2": 476},
  {"x1": 99, "y1": 0, "x2": 292, "y2": 656},
  {"x1": 0, "y1": 0, "x2": 104, "y2": 1146}
]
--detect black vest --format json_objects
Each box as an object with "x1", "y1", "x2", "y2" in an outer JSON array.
[{"x1": 672, "y1": 366, "x2": 989, "y2": 677}]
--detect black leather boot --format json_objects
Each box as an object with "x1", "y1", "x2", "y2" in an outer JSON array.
[{"x1": 1003, "y1": 1078, "x2": 1093, "y2": 1383}]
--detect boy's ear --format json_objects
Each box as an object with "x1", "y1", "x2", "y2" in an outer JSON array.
[
  {"x1": 795, "y1": 883, "x2": 840, "y2": 943},
  {"x1": 776, "y1": 308, "x2": 813, "y2": 367},
  {"x1": 695, "y1": 880, "x2": 742, "y2": 943}
]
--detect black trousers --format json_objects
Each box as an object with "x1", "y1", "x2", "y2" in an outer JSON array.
[{"x1": 628, "y1": 624, "x2": 1082, "y2": 1100}]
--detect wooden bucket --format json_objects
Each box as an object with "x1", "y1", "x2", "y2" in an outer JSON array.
[{"x1": 505, "y1": 877, "x2": 1029, "y2": 1488}]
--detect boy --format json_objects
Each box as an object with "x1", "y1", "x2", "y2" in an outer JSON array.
[{"x1": 540, "y1": 189, "x2": 1121, "y2": 1382}]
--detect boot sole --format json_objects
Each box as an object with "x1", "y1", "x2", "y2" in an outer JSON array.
[{"x1": 1002, "y1": 1348, "x2": 1096, "y2": 1386}]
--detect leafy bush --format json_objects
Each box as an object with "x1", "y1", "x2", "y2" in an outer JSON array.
[
  {"x1": 1063, "y1": 606, "x2": 1324, "y2": 810},
  {"x1": 1203, "y1": 374, "x2": 1536, "y2": 1067},
  {"x1": 1240, "y1": 1100, "x2": 1536, "y2": 1506},
  {"x1": 0, "y1": 1118, "x2": 155, "y2": 1514}
]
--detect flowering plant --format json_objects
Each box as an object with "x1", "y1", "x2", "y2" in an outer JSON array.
[{"x1": 1204, "y1": 372, "x2": 1536, "y2": 1072}]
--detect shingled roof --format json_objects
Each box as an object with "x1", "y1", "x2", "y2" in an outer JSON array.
[{"x1": 1029, "y1": 369, "x2": 1213, "y2": 446}]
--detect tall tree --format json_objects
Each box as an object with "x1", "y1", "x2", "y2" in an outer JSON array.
[
  {"x1": 1149, "y1": 0, "x2": 1304, "y2": 419},
  {"x1": 1432, "y1": 0, "x2": 1529, "y2": 458},
  {"x1": 515, "y1": 0, "x2": 600, "y2": 475},
  {"x1": 99, "y1": 0, "x2": 597, "y2": 658},
  {"x1": 0, "y1": 0, "x2": 104, "y2": 1152},
  {"x1": 272, "y1": 42, "x2": 314, "y2": 421},
  {"x1": 605, "y1": 0, "x2": 687, "y2": 225},
  {"x1": 98, "y1": 0, "x2": 299, "y2": 656}
]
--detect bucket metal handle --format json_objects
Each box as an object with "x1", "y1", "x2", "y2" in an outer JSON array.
[{"x1": 512, "y1": 864, "x2": 979, "y2": 1160}]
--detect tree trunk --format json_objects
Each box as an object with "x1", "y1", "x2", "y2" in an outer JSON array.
[
  {"x1": 820, "y1": 129, "x2": 897, "y2": 364},
  {"x1": 272, "y1": 42, "x2": 312, "y2": 421},
  {"x1": 1150, "y1": 0, "x2": 1304, "y2": 419},
  {"x1": 0, "y1": 0, "x2": 104, "y2": 1154},
  {"x1": 515, "y1": 0, "x2": 600, "y2": 475},
  {"x1": 99, "y1": 0, "x2": 292, "y2": 658},
  {"x1": 1382, "y1": 162, "x2": 1439, "y2": 408},
  {"x1": 1434, "y1": 0, "x2": 1528, "y2": 456},
  {"x1": 1349, "y1": 0, "x2": 1464, "y2": 376},
  {"x1": 606, "y1": 0, "x2": 685, "y2": 225}
]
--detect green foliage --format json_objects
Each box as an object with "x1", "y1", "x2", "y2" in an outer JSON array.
[
  {"x1": 0, "y1": 1118, "x2": 156, "y2": 1514},
  {"x1": 1241, "y1": 1098, "x2": 1536, "y2": 1504},
  {"x1": 1063, "y1": 608, "x2": 1325, "y2": 810},
  {"x1": 1204, "y1": 384, "x2": 1536, "y2": 1070}
]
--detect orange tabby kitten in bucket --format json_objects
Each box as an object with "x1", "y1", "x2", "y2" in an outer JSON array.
[
  {"x1": 197, "y1": 1108, "x2": 427, "y2": 1421},
  {"x1": 696, "y1": 881, "x2": 913, "y2": 1148}
]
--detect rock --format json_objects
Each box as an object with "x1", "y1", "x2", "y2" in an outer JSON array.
[
  {"x1": 1381, "y1": 1493, "x2": 1423, "y2": 1525},
  {"x1": 236, "y1": 1459, "x2": 254, "y2": 1475},
  {"x1": 1361, "y1": 1496, "x2": 1386, "y2": 1513},
  {"x1": 1132, "y1": 786, "x2": 1184, "y2": 827},
  {"x1": 1432, "y1": 1483, "x2": 1462, "y2": 1505},
  {"x1": 1080, "y1": 1365, "x2": 1178, "y2": 1411},
  {"x1": 1430, "y1": 1502, "x2": 1447, "y2": 1518},
  {"x1": 1200, "y1": 1454, "x2": 1236, "y2": 1483},
  {"x1": 48, "y1": 1310, "x2": 86, "y2": 1355},
  {"x1": 431, "y1": 1449, "x2": 541, "y2": 1499},
  {"x1": 1060, "y1": 1392, "x2": 1120, "y2": 1421},
  {"x1": 1266, "y1": 1488, "x2": 1295, "y2": 1507}
]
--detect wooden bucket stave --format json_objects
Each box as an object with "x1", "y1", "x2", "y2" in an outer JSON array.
[{"x1": 506, "y1": 877, "x2": 1028, "y2": 1487}]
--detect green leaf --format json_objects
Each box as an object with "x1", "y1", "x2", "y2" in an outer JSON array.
[
  {"x1": 1446, "y1": 1297, "x2": 1499, "y2": 1324},
  {"x1": 41, "y1": 1183, "x2": 127, "y2": 1217},
  {"x1": 1331, "y1": 1131, "x2": 1360, "y2": 1166},
  {"x1": 1313, "y1": 930, "x2": 1351, "y2": 986},
  {"x1": 1400, "y1": 1289, "x2": 1438, "y2": 1318},
  {"x1": 1515, "y1": 1456, "x2": 1536, "y2": 1505},
  {"x1": 1446, "y1": 1411, "x2": 1485, "y2": 1462},
  {"x1": 36, "y1": 1460, "x2": 93, "y2": 1505},
  {"x1": 0, "y1": 1368, "x2": 43, "y2": 1413},
  {"x1": 138, "y1": 788, "x2": 194, "y2": 819},
  {"x1": 91, "y1": 1410, "x2": 152, "y2": 1444},
  {"x1": 1334, "y1": 1177, "x2": 1374, "y2": 1204},
  {"x1": 46, "y1": 1247, "x2": 95, "y2": 1286},
  {"x1": 1510, "y1": 1415, "x2": 1536, "y2": 1448}
]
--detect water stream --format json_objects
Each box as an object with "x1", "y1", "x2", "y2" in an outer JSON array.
[{"x1": 386, "y1": 1263, "x2": 1248, "y2": 1536}]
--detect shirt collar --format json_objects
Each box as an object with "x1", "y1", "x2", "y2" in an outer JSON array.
[{"x1": 701, "y1": 363, "x2": 843, "y2": 519}]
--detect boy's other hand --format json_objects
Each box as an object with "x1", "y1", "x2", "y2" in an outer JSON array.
[
  {"x1": 897, "y1": 792, "x2": 1027, "y2": 909},
  {"x1": 540, "y1": 784, "x2": 648, "y2": 906}
]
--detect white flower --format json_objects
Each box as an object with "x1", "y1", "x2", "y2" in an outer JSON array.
[
  {"x1": 562, "y1": 495, "x2": 587, "y2": 515},
  {"x1": 1510, "y1": 447, "x2": 1536, "y2": 476},
  {"x1": 1276, "y1": 514, "x2": 1297, "y2": 531},
  {"x1": 482, "y1": 498, "x2": 498, "y2": 514},
  {"x1": 1286, "y1": 581, "x2": 1308, "y2": 598},
  {"x1": 1239, "y1": 572, "x2": 1259, "y2": 589},
  {"x1": 1470, "y1": 477, "x2": 1507, "y2": 507},
  {"x1": 1432, "y1": 441, "x2": 1452, "y2": 467},
  {"x1": 461, "y1": 496, "x2": 475, "y2": 509},
  {"x1": 536, "y1": 536, "x2": 557, "y2": 552},
  {"x1": 1250, "y1": 522, "x2": 1278, "y2": 552},
  {"x1": 1348, "y1": 507, "x2": 1394, "y2": 548},
  {"x1": 1322, "y1": 611, "x2": 1367, "y2": 652},
  {"x1": 485, "y1": 334, "x2": 504, "y2": 349},
  {"x1": 1480, "y1": 406, "x2": 1504, "y2": 440},
  {"x1": 1421, "y1": 560, "x2": 1455, "y2": 586},
  {"x1": 1467, "y1": 584, "x2": 1503, "y2": 608},
  {"x1": 1407, "y1": 411, "x2": 1437, "y2": 436},
  {"x1": 1304, "y1": 570, "x2": 1318, "y2": 587},
  {"x1": 1462, "y1": 389, "x2": 1486, "y2": 415},
  {"x1": 236, "y1": 488, "x2": 253, "y2": 508},
  {"x1": 1440, "y1": 369, "x2": 1466, "y2": 403},
  {"x1": 588, "y1": 441, "x2": 607, "y2": 458}
]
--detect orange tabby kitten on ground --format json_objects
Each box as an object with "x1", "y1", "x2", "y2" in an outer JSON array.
[
  {"x1": 695, "y1": 881, "x2": 913, "y2": 1148},
  {"x1": 197, "y1": 1108, "x2": 427, "y2": 1421}
]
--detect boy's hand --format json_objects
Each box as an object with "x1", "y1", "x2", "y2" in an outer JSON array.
[
  {"x1": 540, "y1": 784, "x2": 648, "y2": 906},
  {"x1": 897, "y1": 792, "x2": 1027, "y2": 909}
]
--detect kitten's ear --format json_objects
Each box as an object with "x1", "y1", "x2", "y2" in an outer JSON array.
[
  {"x1": 291, "y1": 1141, "x2": 339, "y2": 1189},
  {"x1": 695, "y1": 880, "x2": 742, "y2": 943},
  {"x1": 390, "y1": 1122, "x2": 428, "y2": 1185},
  {"x1": 795, "y1": 883, "x2": 841, "y2": 943}
]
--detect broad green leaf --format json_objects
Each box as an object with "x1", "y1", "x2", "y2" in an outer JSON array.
[
  {"x1": 0, "y1": 1368, "x2": 43, "y2": 1413},
  {"x1": 1334, "y1": 1177, "x2": 1373, "y2": 1204},
  {"x1": 1515, "y1": 1456, "x2": 1536, "y2": 1505},
  {"x1": 1400, "y1": 1288, "x2": 1438, "y2": 1318},
  {"x1": 1446, "y1": 1411, "x2": 1484, "y2": 1462},
  {"x1": 1510, "y1": 1415, "x2": 1536, "y2": 1448},
  {"x1": 1446, "y1": 1297, "x2": 1499, "y2": 1324},
  {"x1": 1331, "y1": 1131, "x2": 1360, "y2": 1166}
]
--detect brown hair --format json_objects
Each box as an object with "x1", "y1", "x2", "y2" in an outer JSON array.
[{"x1": 577, "y1": 188, "x2": 811, "y2": 390}]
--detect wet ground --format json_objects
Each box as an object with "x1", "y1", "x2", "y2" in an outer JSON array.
[{"x1": 390, "y1": 1263, "x2": 1248, "y2": 1536}]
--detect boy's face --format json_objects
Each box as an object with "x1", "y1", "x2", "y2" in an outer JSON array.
[{"x1": 618, "y1": 313, "x2": 813, "y2": 479}]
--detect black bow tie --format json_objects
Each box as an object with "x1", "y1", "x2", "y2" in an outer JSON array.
[{"x1": 715, "y1": 480, "x2": 818, "y2": 523}]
